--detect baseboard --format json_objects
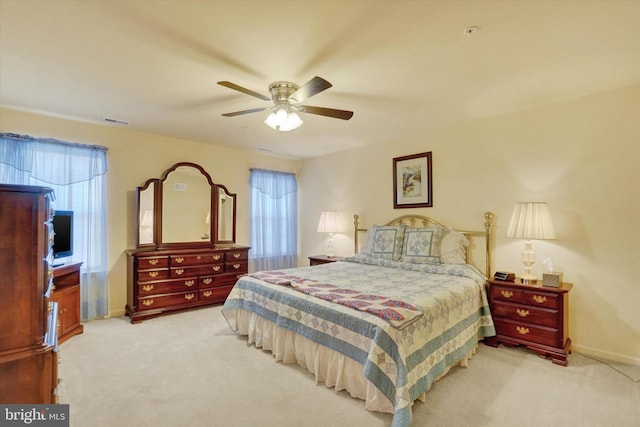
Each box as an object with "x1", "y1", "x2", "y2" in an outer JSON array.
[
  {"x1": 573, "y1": 343, "x2": 640, "y2": 365},
  {"x1": 109, "y1": 307, "x2": 126, "y2": 318}
]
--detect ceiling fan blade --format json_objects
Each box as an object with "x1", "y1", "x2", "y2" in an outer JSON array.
[
  {"x1": 302, "y1": 105, "x2": 354, "y2": 120},
  {"x1": 221, "y1": 107, "x2": 269, "y2": 117},
  {"x1": 289, "y1": 76, "x2": 332, "y2": 103},
  {"x1": 217, "y1": 81, "x2": 270, "y2": 101}
]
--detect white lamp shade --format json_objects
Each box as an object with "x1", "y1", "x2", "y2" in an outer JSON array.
[
  {"x1": 506, "y1": 202, "x2": 556, "y2": 240},
  {"x1": 317, "y1": 211, "x2": 342, "y2": 233}
]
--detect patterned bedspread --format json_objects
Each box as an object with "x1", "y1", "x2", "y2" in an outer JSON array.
[
  {"x1": 222, "y1": 255, "x2": 495, "y2": 427},
  {"x1": 248, "y1": 270, "x2": 424, "y2": 329}
]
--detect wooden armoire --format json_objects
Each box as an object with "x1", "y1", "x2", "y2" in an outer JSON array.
[{"x1": 0, "y1": 184, "x2": 59, "y2": 403}]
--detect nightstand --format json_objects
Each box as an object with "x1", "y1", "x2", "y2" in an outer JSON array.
[
  {"x1": 308, "y1": 255, "x2": 339, "y2": 266},
  {"x1": 485, "y1": 278, "x2": 573, "y2": 366}
]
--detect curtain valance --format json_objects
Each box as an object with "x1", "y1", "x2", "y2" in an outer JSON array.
[
  {"x1": 0, "y1": 133, "x2": 108, "y2": 185},
  {"x1": 249, "y1": 168, "x2": 297, "y2": 199}
]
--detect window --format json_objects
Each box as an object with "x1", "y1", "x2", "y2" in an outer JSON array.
[
  {"x1": 249, "y1": 168, "x2": 297, "y2": 272},
  {"x1": 0, "y1": 133, "x2": 108, "y2": 320}
]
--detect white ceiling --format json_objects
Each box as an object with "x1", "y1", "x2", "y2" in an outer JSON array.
[{"x1": 1, "y1": 1, "x2": 639, "y2": 159}]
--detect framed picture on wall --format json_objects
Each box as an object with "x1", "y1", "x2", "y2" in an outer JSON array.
[{"x1": 393, "y1": 151, "x2": 432, "y2": 208}]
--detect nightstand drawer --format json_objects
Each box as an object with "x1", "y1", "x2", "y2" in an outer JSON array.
[
  {"x1": 492, "y1": 302, "x2": 559, "y2": 328},
  {"x1": 490, "y1": 285, "x2": 524, "y2": 303},
  {"x1": 494, "y1": 319, "x2": 561, "y2": 348},
  {"x1": 523, "y1": 290, "x2": 560, "y2": 309}
]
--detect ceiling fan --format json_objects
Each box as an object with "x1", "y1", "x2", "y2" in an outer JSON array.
[{"x1": 217, "y1": 76, "x2": 354, "y2": 131}]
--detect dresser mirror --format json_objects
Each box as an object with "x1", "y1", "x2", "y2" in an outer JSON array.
[
  {"x1": 135, "y1": 162, "x2": 237, "y2": 248},
  {"x1": 137, "y1": 180, "x2": 157, "y2": 246},
  {"x1": 216, "y1": 185, "x2": 236, "y2": 243}
]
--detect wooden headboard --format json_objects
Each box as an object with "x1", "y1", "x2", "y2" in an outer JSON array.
[{"x1": 353, "y1": 212, "x2": 494, "y2": 277}]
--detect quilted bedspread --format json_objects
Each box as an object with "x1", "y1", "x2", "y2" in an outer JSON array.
[{"x1": 222, "y1": 256, "x2": 495, "y2": 427}]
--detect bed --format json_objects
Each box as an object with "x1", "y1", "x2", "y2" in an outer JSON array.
[{"x1": 222, "y1": 213, "x2": 496, "y2": 427}]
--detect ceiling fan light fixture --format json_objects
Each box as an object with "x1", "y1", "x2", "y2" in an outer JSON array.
[{"x1": 264, "y1": 107, "x2": 303, "y2": 132}]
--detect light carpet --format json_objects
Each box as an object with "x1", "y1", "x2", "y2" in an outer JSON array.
[{"x1": 58, "y1": 305, "x2": 639, "y2": 427}]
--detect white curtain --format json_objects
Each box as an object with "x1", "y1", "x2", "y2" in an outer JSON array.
[
  {"x1": 249, "y1": 168, "x2": 297, "y2": 272},
  {"x1": 0, "y1": 133, "x2": 108, "y2": 320}
]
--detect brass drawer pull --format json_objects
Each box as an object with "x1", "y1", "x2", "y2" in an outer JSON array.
[
  {"x1": 233, "y1": 263, "x2": 241, "y2": 269},
  {"x1": 516, "y1": 326, "x2": 530, "y2": 335},
  {"x1": 175, "y1": 268, "x2": 184, "y2": 275},
  {"x1": 501, "y1": 290, "x2": 513, "y2": 298},
  {"x1": 142, "y1": 299, "x2": 154, "y2": 307},
  {"x1": 203, "y1": 290, "x2": 212, "y2": 297},
  {"x1": 148, "y1": 271, "x2": 159, "y2": 278},
  {"x1": 184, "y1": 293, "x2": 195, "y2": 300},
  {"x1": 203, "y1": 278, "x2": 212, "y2": 284},
  {"x1": 213, "y1": 265, "x2": 221, "y2": 272},
  {"x1": 532, "y1": 295, "x2": 547, "y2": 304},
  {"x1": 233, "y1": 253, "x2": 241, "y2": 259},
  {"x1": 175, "y1": 257, "x2": 184, "y2": 264},
  {"x1": 184, "y1": 280, "x2": 195, "y2": 287},
  {"x1": 213, "y1": 254, "x2": 222, "y2": 260},
  {"x1": 148, "y1": 259, "x2": 159, "y2": 265},
  {"x1": 142, "y1": 284, "x2": 154, "y2": 292},
  {"x1": 516, "y1": 309, "x2": 529, "y2": 317},
  {"x1": 196, "y1": 255, "x2": 202, "y2": 260}
]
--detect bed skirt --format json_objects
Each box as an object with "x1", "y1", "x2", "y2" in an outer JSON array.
[{"x1": 230, "y1": 308, "x2": 478, "y2": 414}]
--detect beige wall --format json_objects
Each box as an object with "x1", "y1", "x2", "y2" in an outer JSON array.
[
  {"x1": 299, "y1": 84, "x2": 640, "y2": 364},
  {"x1": 0, "y1": 107, "x2": 300, "y2": 319}
]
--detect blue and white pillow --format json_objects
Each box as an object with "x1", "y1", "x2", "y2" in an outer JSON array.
[
  {"x1": 361, "y1": 225, "x2": 406, "y2": 261},
  {"x1": 401, "y1": 225, "x2": 444, "y2": 265}
]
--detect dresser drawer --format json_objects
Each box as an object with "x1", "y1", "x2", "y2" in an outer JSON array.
[
  {"x1": 170, "y1": 252, "x2": 224, "y2": 266},
  {"x1": 491, "y1": 302, "x2": 559, "y2": 328},
  {"x1": 494, "y1": 319, "x2": 561, "y2": 348},
  {"x1": 199, "y1": 285, "x2": 234, "y2": 301},
  {"x1": 200, "y1": 272, "x2": 244, "y2": 288},
  {"x1": 138, "y1": 291, "x2": 198, "y2": 310},
  {"x1": 225, "y1": 260, "x2": 248, "y2": 273},
  {"x1": 137, "y1": 256, "x2": 169, "y2": 269},
  {"x1": 137, "y1": 268, "x2": 170, "y2": 282},
  {"x1": 138, "y1": 278, "x2": 198, "y2": 295},
  {"x1": 523, "y1": 290, "x2": 560, "y2": 309},
  {"x1": 170, "y1": 264, "x2": 224, "y2": 278},
  {"x1": 225, "y1": 250, "x2": 248, "y2": 261}
]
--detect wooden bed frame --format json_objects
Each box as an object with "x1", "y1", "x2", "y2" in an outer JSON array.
[{"x1": 353, "y1": 212, "x2": 495, "y2": 277}]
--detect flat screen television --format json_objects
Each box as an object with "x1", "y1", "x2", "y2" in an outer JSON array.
[{"x1": 52, "y1": 210, "x2": 73, "y2": 259}]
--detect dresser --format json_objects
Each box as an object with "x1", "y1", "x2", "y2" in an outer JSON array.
[
  {"x1": 0, "y1": 184, "x2": 58, "y2": 403},
  {"x1": 485, "y1": 278, "x2": 572, "y2": 366},
  {"x1": 52, "y1": 263, "x2": 84, "y2": 344},
  {"x1": 126, "y1": 245, "x2": 249, "y2": 323}
]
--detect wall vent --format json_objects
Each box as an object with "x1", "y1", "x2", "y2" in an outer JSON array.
[{"x1": 103, "y1": 117, "x2": 129, "y2": 125}]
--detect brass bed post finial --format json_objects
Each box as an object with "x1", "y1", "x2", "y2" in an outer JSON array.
[
  {"x1": 484, "y1": 212, "x2": 494, "y2": 277},
  {"x1": 354, "y1": 214, "x2": 360, "y2": 253}
]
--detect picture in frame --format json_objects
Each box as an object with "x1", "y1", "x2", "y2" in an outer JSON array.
[{"x1": 393, "y1": 151, "x2": 432, "y2": 208}]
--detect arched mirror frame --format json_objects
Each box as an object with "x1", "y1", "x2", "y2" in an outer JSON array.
[{"x1": 135, "y1": 162, "x2": 237, "y2": 248}]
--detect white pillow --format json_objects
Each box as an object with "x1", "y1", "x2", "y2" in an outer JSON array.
[{"x1": 439, "y1": 228, "x2": 469, "y2": 264}]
